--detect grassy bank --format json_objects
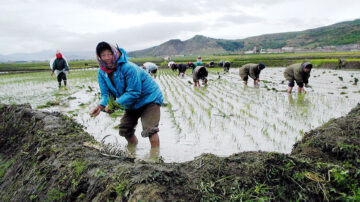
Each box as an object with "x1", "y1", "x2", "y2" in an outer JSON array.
[{"x1": 0, "y1": 103, "x2": 359, "y2": 201}]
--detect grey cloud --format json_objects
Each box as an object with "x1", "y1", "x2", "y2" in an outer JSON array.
[
  {"x1": 0, "y1": 21, "x2": 208, "y2": 54},
  {"x1": 70, "y1": 0, "x2": 286, "y2": 16},
  {"x1": 61, "y1": 21, "x2": 209, "y2": 52},
  {"x1": 218, "y1": 14, "x2": 265, "y2": 25}
]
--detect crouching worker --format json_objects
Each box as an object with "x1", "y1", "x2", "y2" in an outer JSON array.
[
  {"x1": 193, "y1": 66, "x2": 208, "y2": 87},
  {"x1": 143, "y1": 62, "x2": 158, "y2": 78},
  {"x1": 90, "y1": 42, "x2": 163, "y2": 147},
  {"x1": 239, "y1": 63, "x2": 266, "y2": 86},
  {"x1": 50, "y1": 50, "x2": 69, "y2": 88},
  {"x1": 284, "y1": 62, "x2": 312, "y2": 94}
]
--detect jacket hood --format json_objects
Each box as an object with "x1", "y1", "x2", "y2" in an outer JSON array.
[{"x1": 301, "y1": 62, "x2": 312, "y2": 71}]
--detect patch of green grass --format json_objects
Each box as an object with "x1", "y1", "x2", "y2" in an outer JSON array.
[
  {"x1": 0, "y1": 159, "x2": 15, "y2": 181},
  {"x1": 37, "y1": 101, "x2": 60, "y2": 109},
  {"x1": 69, "y1": 161, "x2": 86, "y2": 178},
  {"x1": 30, "y1": 195, "x2": 37, "y2": 200},
  {"x1": 115, "y1": 180, "x2": 129, "y2": 197},
  {"x1": 95, "y1": 168, "x2": 106, "y2": 178},
  {"x1": 47, "y1": 188, "x2": 65, "y2": 201}
]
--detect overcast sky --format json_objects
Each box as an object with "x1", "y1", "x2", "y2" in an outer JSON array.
[{"x1": 0, "y1": 0, "x2": 359, "y2": 55}]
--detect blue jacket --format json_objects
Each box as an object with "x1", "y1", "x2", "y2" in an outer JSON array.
[{"x1": 97, "y1": 48, "x2": 163, "y2": 110}]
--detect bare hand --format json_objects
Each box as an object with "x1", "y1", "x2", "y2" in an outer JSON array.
[
  {"x1": 305, "y1": 83, "x2": 309, "y2": 88},
  {"x1": 51, "y1": 72, "x2": 54, "y2": 76},
  {"x1": 90, "y1": 105, "x2": 104, "y2": 117},
  {"x1": 67, "y1": 70, "x2": 70, "y2": 74}
]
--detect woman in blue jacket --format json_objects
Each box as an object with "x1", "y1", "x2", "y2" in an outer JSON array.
[{"x1": 90, "y1": 42, "x2": 163, "y2": 147}]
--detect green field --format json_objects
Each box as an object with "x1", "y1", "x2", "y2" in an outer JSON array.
[{"x1": 1, "y1": 51, "x2": 360, "y2": 72}]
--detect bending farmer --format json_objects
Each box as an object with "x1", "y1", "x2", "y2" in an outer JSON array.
[
  {"x1": 193, "y1": 66, "x2": 208, "y2": 87},
  {"x1": 284, "y1": 62, "x2": 312, "y2": 94},
  {"x1": 239, "y1": 63, "x2": 265, "y2": 86}
]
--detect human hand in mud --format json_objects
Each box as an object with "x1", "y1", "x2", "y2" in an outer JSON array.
[{"x1": 90, "y1": 105, "x2": 105, "y2": 117}]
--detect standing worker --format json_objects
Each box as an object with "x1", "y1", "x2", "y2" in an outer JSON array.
[
  {"x1": 239, "y1": 63, "x2": 266, "y2": 86},
  {"x1": 50, "y1": 50, "x2": 69, "y2": 88},
  {"x1": 284, "y1": 62, "x2": 312, "y2": 94},
  {"x1": 90, "y1": 42, "x2": 163, "y2": 147}
]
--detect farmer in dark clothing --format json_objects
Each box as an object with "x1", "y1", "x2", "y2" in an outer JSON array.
[
  {"x1": 224, "y1": 61, "x2": 231, "y2": 72},
  {"x1": 218, "y1": 61, "x2": 224, "y2": 67},
  {"x1": 239, "y1": 63, "x2": 266, "y2": 86},
  {"x1": 284, "y1": 62, "x2": 312, "y2": 94},
  {"x1": 188, "y1": 62, "x2": 195, "y2": 73},
  {"x1": 176, "y1": 63, "x2": 188, "y2": 77},
  {"x1": 51, "y1": 51, "x2": 69, "y2": 88},
  {"x1": 193, "y1": 66, "x2": 208, "y2": 87},
  {"x1": 208, "y1": 61, "x2": 215, "y2": 68},
  {"x1": 170, "y1": 63, "x2": 177, "y2": 71}
]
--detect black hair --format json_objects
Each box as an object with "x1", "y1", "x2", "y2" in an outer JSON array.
[
  {"x1": 96, "y1": 41, "x2": 113, "y2": 56},
  {"x1": 258, "y1": 62, "x2": 265, "y2": 69}
]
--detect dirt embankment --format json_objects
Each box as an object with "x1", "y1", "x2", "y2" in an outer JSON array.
[{"x1": 0, "y1": 103, "x2": 359, "y2": 201}]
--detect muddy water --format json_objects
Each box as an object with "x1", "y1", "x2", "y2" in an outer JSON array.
[{"x1": 0, "y1": 68, "x2": 359, "y2": 162}]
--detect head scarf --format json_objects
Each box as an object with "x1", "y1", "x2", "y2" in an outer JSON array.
[
  {"x1": 56, "y1": 50, "x2": 62, "y2": 59},
  {"x1": 96, "y1": 42, "x2": 121, "y2": 73}
]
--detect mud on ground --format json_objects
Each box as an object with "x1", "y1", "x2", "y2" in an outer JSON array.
[{"x1": 0, "y1": 103, "x2": 359, "y2": 201}]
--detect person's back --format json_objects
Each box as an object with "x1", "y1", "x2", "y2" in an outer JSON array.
[
  {"x1": 239, "y1": 63, "x2": 265, "y2": 86},
  {"x1": 193, "y1": 66, "x2": 207, "y2": 80},
  {"x1": 284, "y1": 62, "x2": 312, "y2": 94},
  {"x1": 284, "y1": 63, "x2": 309, "y2": 82},
  {"x1": 239, "y1": 63, "x2": 258, "y2": 79},
  {"x1": 177, "y1": 63, "x2": 187, "y2": 76},
  {"x1": 143, "y1": 62, "x2": 158, "y2": 78}
]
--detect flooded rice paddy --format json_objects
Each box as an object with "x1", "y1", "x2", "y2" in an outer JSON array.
[{"x1": 0, "y1": 67, "x2": 359, "y2": 162}]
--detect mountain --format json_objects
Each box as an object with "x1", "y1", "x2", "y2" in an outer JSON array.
[
  {"x1": 128, "y1": 35, "x2": 244, "y2": 57},
  {"x1": 243, "y1": 18, "x2": 360, "y2": 49},
  {"x1": 129, "y1": 18, "x2": 360, "y2": 57}
]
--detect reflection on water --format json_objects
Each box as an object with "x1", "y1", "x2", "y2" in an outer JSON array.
[
  {"x1": 1, "y1": 68, "x2": 360, "y2": 163},
  {"x1": 288, "y1": 94, "x2": 310, "y2": 107},
  {"x1": 126, "y1": 143, "x2": 161, "y2": 162}
]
